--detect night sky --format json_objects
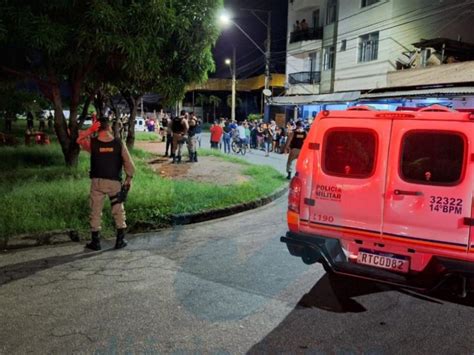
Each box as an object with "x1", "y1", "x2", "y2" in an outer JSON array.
[{"x1": 212, "y1": 0, "x2": 288, "y2": 79}]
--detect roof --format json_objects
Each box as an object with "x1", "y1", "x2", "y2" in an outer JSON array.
[
  {"x1": 412, "y1": 38, "x2": 474, "y2": 61},
  {"x1": 186, "y1": 74, "x2": 286, "y2": 92},
  {"x1": 271, "y1": 91, "x2": 360, "y2": 105},
  {"x1": 361, "y1": 86, "x2": 474, "y2": 99}
]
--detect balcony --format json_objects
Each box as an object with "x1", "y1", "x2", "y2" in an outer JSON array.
[
  {"x1": 288, "y1": 71, "x2": 321, "y2": 85},
  {"x1": 289, "y1": 27, "x2": 323, "y2": 44}
]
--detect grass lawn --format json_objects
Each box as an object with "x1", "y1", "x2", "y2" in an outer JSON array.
[
  {"x1": 0, "y1": 143, "x2": 286, "y2": 244},
  {"x1": 135, "y1": 131, "x2": 162, "y2": 141}
]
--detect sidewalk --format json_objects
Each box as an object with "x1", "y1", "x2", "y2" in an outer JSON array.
[{"x1": 201, "y1": 132, "x2": 288, "y2": 173}]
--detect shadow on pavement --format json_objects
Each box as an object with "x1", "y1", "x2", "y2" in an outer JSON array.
[
  {"x1": 0, "y1": 249, "x2": 108, "y2": 287},
  {"x1": 296, "y1": 273, "x2": 383, "y2": 313},
  {"x1": 248, "y1": 272, "x2": 474, "y2": 354}
]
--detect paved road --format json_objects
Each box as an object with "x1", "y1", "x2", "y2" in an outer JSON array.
[
  {"x1": 2, "y1": 194, "x2": 474, "y2": 353},
  {"x1": 3, "y1": 137, "x2": 474, "y2": 353}
]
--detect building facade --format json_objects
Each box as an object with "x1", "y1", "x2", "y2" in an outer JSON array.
[{"x1": 277, "y1": 0, "x2": 474, "y2": 119}]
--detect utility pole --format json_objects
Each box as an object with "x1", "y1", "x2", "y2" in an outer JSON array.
[
  {"x1": 231, "y1": 46, "x2": 236, "y2": 121},
  {"x1": 264, "y1": 11, "x2": 272, "y2": 91}
]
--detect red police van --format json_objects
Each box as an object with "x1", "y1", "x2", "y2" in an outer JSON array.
[{"x1": 281, "y1": 105, "x2": 474, "y2": 295}]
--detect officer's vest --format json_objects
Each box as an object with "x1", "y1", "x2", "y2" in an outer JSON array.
[
  {"x1": 90, "y1": 138, "x2": 123, "y2": 181},
  {"x1": 171, "y1": 117, "x2": 184, "y2": 133},
  {"x1": 188, "y1": 119, "x2": 197, "y2": 137},
  {"x1": 290, "y1": 130, "x2": 307, "y2": 149}
]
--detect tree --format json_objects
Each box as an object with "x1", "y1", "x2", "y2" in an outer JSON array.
[
  {"x1": 194, "y1": 93, "x2": 207, "y2": 118},
  {"x1": 100, "y1": 0, "x2": 223, "y2": 148},
  {"x1": 195, "y1": 93, "x2": 208, "y2": 107},
  {"x1": 226, "y1": 95, "x2": 243, "y2": 108},
  {"x1": 0, "y1": 0, "x2": 223, "y2": 162},
  {"x1": 208, "y1": 95, "x2": 222, "y2": 122}
]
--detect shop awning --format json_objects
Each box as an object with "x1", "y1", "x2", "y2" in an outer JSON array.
[
  {"x1": 270, "y1": 91, "x2": 360, "y2": 105},
  {"x1": 361, "y1": 86, "x2": 474, "y2": 99}
]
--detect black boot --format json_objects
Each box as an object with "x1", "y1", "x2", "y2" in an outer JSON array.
[
  {"x1": 172, "y1": 155, "x2": 177, "y2": 164},
  {"x1": 287, "y1": 171, "x2": 292, "y2": 180},
  {"x1": 188, "y1": 153, "x2": 194, "y2": 162},
  {"x1": 85, "y1": 231, "x2": 101, "y2": 251},
  {"x1": 115, "y1": 228, "x2": 128, "y2": 249},
  {"x1": 193, "y1": 151, "x2": 198, "y2": 162},
  {"x1": 177, "y1": 155, "x2": 182, "y2": 163}
]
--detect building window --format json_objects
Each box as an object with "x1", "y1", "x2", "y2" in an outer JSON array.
[
  {"x1": 308, "y1": 51, "x2": 319, "y2": 72},
  {"x1": 401, "y1": 132, "x2": 465, "y2": 185},
  {"x1": 323, "y1": 129, "x2": 377, "y2": 178},
  {"x1": 326, "y1": 0, "x2": 337, "y2": 25},
  {"x1": 358, "y1": 32, "x2": 379, "y2": 62},
  {"x1": 340, "y1": 39, "x2": 347, "y2": 51},
  {"x1": 361, "y1": 0, "x2": 380, "y2": 7},
  {"x1": 323, "y1": 46, "x2": 334, "y2": 70}
]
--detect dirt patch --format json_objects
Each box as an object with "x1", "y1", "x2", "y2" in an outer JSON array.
[{"x1": 136, "y1": 141, "x2": 249, "y2": 185}]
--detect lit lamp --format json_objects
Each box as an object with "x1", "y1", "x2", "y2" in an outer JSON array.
[{"x1": 218, "y1": 7, "x2": 272, "y2": 118}]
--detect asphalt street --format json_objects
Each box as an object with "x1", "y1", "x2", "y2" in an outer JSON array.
[{"x1": 2, "y1": 137, "x2": 474, "y2": 353}]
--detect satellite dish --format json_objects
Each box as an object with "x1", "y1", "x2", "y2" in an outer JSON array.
[{"x1": 262, "y1": 89, "x2": 272, "y2": 97}]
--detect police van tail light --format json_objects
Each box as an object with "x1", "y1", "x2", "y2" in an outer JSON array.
[{"x1": 288, "y1": 176, "x2": 302, "y2": 213}]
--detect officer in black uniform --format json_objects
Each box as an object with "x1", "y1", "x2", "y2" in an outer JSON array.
[
  {"x1": 77, "y1": 116, "x2": 135, "y2": 250},
  {"x1": 284, "y1": 120, "x2": 307, "y2": 180},
  {"x1": 187, "y1": 112, "x2": 198, "y2": 162}
]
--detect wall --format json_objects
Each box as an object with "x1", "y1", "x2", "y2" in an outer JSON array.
[
  {"x1": 334, "y1": 0, "x2": 474, "y2": 92},
  {"x1": 334, "y1": 0, "x2": 393, "y2": 92}
]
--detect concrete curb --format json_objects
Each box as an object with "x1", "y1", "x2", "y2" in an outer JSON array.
[
  {"x1": 171, "y1": 186, "x2": 288, "y2": 225},
  {"x1": 1, "y1": 230, "x2": 80, "y2": 251},
  {"x1": 2, "y1": 186, "x2": 288, "y2": 251}
]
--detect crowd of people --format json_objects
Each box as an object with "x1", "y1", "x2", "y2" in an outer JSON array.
[{"x1": 206, "y1": 117, "x2": 308, "y2": 157}]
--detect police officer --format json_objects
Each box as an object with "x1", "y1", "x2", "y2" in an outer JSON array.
[
  {"x1": 171, "y1": 110, "x2": 189, "y2": 164},
  {"x1": 284, "y1": 120, "x2": 307, "y2": 180},
  {"x1": 187, "y1": 112, "x2": 198, "y2": 162},
  {"x1": 77, "y1": 116, "x2": 135, "y2": 250}
]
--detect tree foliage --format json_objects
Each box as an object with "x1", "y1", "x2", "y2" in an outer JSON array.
[{"x1": 0, "y1": 0, "x2": 223, "y2": 163}]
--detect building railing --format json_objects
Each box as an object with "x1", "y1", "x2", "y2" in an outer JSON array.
[
  {"x1": 289, "y1": 27, "x2": 323, "y2": 43},
  {"x1": 288, "y1": 71, "x2": 321, "y2": 85}
]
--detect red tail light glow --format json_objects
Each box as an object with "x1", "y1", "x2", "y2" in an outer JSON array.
[{"x1": 288, "y1": 176, "x2": 302, "y2": 213}]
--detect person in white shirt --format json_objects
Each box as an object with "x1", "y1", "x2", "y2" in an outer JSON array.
[{"x1": 237, "y1": 121, "x2": 247, "y2": 145}]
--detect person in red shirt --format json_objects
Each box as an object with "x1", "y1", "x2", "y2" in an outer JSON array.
[{"x1": 209, "y1": 120, "x2": 223, "y2": 149}]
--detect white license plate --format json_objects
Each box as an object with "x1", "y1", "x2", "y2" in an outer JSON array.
[{"x1": 357, "y1": 251, "x2": 409, "y2": 273}]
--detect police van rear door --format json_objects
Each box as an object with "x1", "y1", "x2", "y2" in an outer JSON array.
[
  {"x1": 382, "y1": 118, "x2": 472, "y2": 253},
  {"x1": 307, "y1": 115, "x2": 392, "y2": 240}
]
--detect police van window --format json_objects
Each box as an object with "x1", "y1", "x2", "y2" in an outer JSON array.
[
  {"x1": 401, "y1": 132, "x2": 464, "y2": 185},
  {"x1": 323, "y1": 130, "x2": 376, "y2": 178}
]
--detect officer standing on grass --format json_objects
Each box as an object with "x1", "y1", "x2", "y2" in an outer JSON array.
[
  {"x1": 284, "y1": 120, "x2": 307, "y2": 180},
  {"x1": 186, "y1": 112, "x2": 198, "y2": 162},
  {"x1": 77, "y1": 116, "x2": 135, "y2": 251},
  {"x1": 171, "y1": 110, "x2": 189, "y2": 164}
]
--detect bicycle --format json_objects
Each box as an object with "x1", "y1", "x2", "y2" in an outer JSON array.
[{"x1": 231, "y1": 136, "x2": 247, "y2": 155}]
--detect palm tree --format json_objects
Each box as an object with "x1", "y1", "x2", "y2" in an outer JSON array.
[
  {"x1": 194, "y1": 93, "x2": 208, "y2": 121},
  {"x1": 226, "y1": 95, "x2": 243, "y2": 119},
  {"x1": 208, "y1": 95, "x2": 222, "y2": 122},
  {"x1": 195, "y1": 93, "x2": 208, "y2": 108}
]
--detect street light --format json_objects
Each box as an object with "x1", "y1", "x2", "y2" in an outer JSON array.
[
  {"x1": 219, "y1": 8, "x2": 272, "y2": 116},
  {"x1": 225, "y1": 50, "x2": 236, "y2": 121},
  {"x1": 219, "y1": 10, "x2": 232, "y2": 26}
]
